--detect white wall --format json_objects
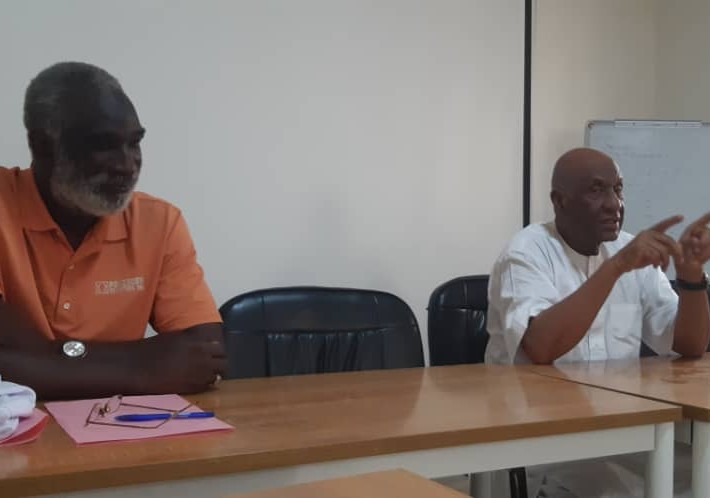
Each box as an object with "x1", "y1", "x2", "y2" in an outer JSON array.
[
  {"x1": 530, "y1": 0, "x2": 657, "y2": 223},
  {"x1": 655, "y1": 0, "x2": 710, "y2": 120},
  {"x1": 0, "y1": 1, "x2": 525, "y2": 361}
]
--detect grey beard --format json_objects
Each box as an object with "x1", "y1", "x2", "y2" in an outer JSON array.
[{"x1": 50, "y1": 161, "x2": 135, "y2": 217}]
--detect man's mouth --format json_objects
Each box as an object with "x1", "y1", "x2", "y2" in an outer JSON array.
[
  {"x1": 101, "y1": 178, "x2": 135, "y2": 195},
  {"x1": 600, "y1": 218, "x2": 620, "y2": 229}
]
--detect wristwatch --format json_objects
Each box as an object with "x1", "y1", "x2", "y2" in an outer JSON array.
[
  {"x1": 676, "y1": 272, "x2": 710, "y2": 291},
  {"x1": 62, "y1": 340, "x2": 87, "y2": 359}
]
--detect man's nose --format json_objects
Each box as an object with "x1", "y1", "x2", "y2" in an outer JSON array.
[
  {"x1": 112, "y1": 146, "x2": 140, "y2": 175},
  {"x1": 603, "y1": 189, "x2": 621, "y2": 212}
]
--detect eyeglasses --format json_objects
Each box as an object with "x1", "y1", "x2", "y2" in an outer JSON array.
[{"x1": 84, "y1": 395, "x2": 194, "y2": 429}]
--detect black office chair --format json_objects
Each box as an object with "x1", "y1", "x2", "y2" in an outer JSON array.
[
  {"x1": 428, "y1": 275, "x2": 527, "y2": 498},
  {"x1": 219, "y1": 286, "x2": 424, "y2": 379},
  {"x1": 428, "y1": 275, "x2": 490, "y2": 366}
]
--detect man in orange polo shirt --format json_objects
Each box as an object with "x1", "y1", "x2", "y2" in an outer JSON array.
[{"x1": 0, "y1": 62, "x2": 226, "y2": 398}]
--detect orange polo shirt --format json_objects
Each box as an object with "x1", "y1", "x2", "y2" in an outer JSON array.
[{"x1": 0, "y1": 166, "x2": 221, "y2": 342}]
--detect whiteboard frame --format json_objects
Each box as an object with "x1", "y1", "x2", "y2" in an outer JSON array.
[{"x1": 585, "y1": 119, "x2": 708, "y2": 145}]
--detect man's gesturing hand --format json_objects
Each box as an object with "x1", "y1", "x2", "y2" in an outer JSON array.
[
  {"x1": 676, "y1": 211, "x2": 710, "y2": 280},
  {"x1": 612, "y1": 215, "x2": 684, "y2": 274}
]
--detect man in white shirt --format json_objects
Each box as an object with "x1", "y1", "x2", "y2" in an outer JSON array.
[
  {"x1": 486, "y1": 147, "x2": 710, "y2": 366},
  {"x1": 485, "y1": 147, "x2": 710, "y2": 497}
]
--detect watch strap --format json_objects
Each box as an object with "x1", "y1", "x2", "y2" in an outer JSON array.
[{"x1": 676, "y1": 273, "x2": 709, "y2": 291}]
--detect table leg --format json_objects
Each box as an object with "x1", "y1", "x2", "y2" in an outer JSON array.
[
  {"x1": 470, "y1": 471, "x2": 491, "y2": 498},
  {"x1": 646, "y1": 422, "x2": 673, "y2": 498},
  {"x1": 693, "y1": 420, "x2": 710, "y2": 498}
]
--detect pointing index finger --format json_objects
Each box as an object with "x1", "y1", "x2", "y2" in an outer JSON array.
[
  {"x1": 650, "y1": 215, "x2": 684, "y2": 233},
  {"x1": 687, "y1": 211, "x2": 710, "y2": 230}
]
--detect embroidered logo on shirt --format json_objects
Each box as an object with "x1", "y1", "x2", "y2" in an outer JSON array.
[{"x1": 95, "y1": 277, "x2": 145, "y2": 296}]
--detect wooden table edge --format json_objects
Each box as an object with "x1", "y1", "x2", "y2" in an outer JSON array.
[
  {"x1": 527, "y1": 368, "x2": 710, "y2": 422},
  {"x1": 2, "y1": 404, "x2": 681, "y2": 497}
]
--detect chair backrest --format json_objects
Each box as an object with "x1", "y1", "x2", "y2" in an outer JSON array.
[
  {"x1": 219, "y1": 286, "x2": 424, "y2": 379},
  {"x1": 427, "y1": 275, "x2": 489, "y2": 366}
]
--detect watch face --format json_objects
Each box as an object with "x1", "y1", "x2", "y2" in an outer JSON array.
[{"x1": 63, "y1": 341, "x2": 86, "y2": 358}]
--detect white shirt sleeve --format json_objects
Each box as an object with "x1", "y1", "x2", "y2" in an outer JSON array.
[
  {"x1": 487, "y1": 251, "x2": 561, "y2": 364},
  {"x1": 639, "y1": 267, "x2": 678, "y2": 355},
  {"x1": 0, "y1": 377, "x2": 36, "y2": 441}
]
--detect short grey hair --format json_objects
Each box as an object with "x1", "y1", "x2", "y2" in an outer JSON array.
[{"x1": 23, "y1": 62, "x2": 123, "y2": 135}]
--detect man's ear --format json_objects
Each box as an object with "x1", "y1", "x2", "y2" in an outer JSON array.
[
  {"x1": 27, "y1": 130, "x2": 57, "y2": 162},
  {"x1": 550, "y1": 190, "x2": 566, "y2": 211}
]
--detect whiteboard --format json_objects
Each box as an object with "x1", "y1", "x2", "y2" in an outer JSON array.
[{"x1": 586, "y1": 120, "x2": 710, "y2": 277}]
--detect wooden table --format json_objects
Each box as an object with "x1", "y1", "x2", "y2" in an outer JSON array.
[
  {"x1": 0, "y1": 365, "x2": 681, "y2": 498},
  {"x1": 226, "y1": 470, "x2": 467, "y2": 498},
  {"x1": 527, "y1": 354, "x2": 710, "y2": 498}
]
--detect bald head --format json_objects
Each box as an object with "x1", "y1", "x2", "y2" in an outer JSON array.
[
  {"x1": 550, "y1": 148, "x2": 625, "y2": 255},
  {"x1": 551, "y1": 148, "x2": 618, "y2": 194}
]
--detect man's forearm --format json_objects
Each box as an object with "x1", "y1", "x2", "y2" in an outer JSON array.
[
  {"x1": 673, "y1": 289, "x2": 710, "y2": 357},
  {"x1": 522, "y1": 258, "x2": 623, "y2": 364},
  {"x1": 0, "y1": 345, "x2": 147, "y2": 399},
  {"x1": 0, "y1": 323, "x2": 226, "y2": 399},
  {"x1": 0, "y1": 296, "x2": 225, "y2": 399}
]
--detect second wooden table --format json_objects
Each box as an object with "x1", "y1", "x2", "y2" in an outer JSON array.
[{"x1": 528, "y1": 354, "x2": 710, "y2": 498}]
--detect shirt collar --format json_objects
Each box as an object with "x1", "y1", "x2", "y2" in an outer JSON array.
[
  {"x1": 99, "y1": 210, "x2": 129, "y2": 242},
  {"x1": 18, "y1": 167, "x2": 129, "y2": 241},
  {"x1": 547, "y1": 221, "x2": 604, "y2": 275}
]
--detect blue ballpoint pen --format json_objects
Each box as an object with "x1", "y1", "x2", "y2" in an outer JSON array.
[{"x1": 115, "y1": 411, "x2": 215, "y2": 422}]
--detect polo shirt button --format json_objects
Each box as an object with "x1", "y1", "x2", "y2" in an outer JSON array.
[
  {"x1": 68, "y1": 264, "x2": 75, "y2": 270},
  {"x1": 63, "y1": 302, "x2": 71, "y2": 310}
]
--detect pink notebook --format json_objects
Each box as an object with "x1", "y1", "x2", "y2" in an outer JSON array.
[
  {"x1": 0, "y1": 409, "x2": 49, "y2": 447},
  {"x1": 45, "y1": 394, "x2": 233, "y2": 445}
]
